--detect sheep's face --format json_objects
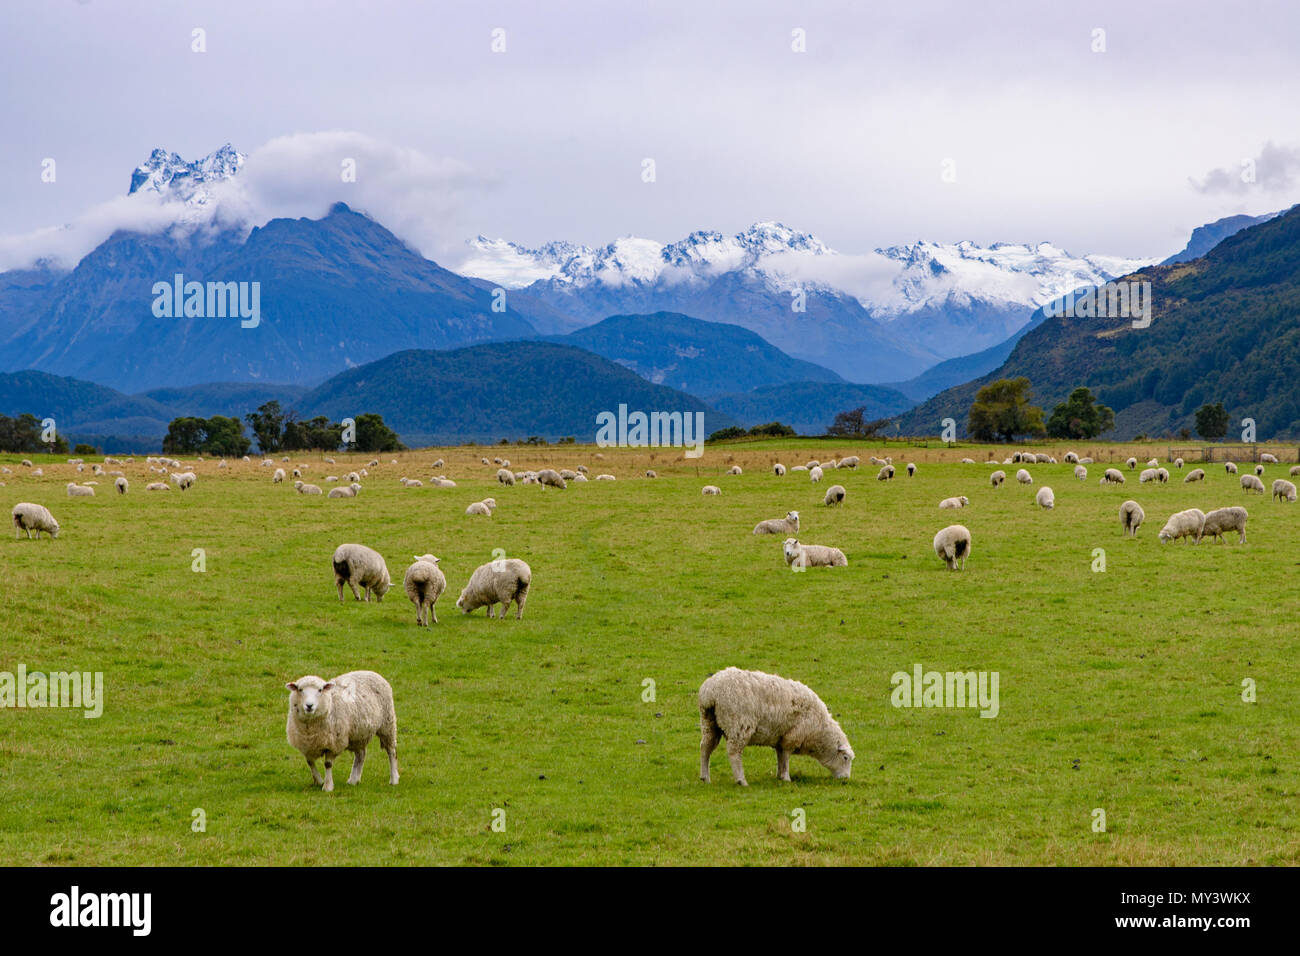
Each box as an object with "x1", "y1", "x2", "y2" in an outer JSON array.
[
  {"x1": 455, "y1": 587, "x2": 476, "y2": 613},
  {"x1": 286, "y1": 677, "x2": 333, "y2": 721},
  {"x1": 786, "y1": 511, "x2": 799, "y2": 527},
  {"x1": 49, "y1": 522, "x2": 60, "y2": 538},
  {"x1": 817, "y1": 737, "x2": 855, "y2": 779},
  {"x1": 373, "y1": 574, "x2": 392, "y2": 600},
  {"x1": 960, "y1": 497, "x2": 969, "y2": 506},
  {"x1": 1158, "y1": 529, "x2": 1172, "y2": 544},
  {"x1": 782, "y1": 538, "x2": 800, "y2": 564}
]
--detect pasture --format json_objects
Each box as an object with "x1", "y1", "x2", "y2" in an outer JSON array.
[{"x1": 1, "y1": 441, "x2": 1298, "y2": 865}]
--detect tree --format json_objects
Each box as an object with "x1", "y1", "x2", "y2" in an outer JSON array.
[
  {"x1": 748, "y1": 421, "x2": 796, "y2": 437},
  {"x1": 1195, "y1": 402, "x2": 1230, "y2": 440},
  {"x1": 282, "y1": 414, "x2": 344, "y2": 451},
  {"x1": 162, "y1": 417, "x2": 206, "y2": 454},
  {"x1": 245, "y1": 400, "x2": 285, "y2": 454},
  {"x1": 1046, "y1": 387, "x2": 1115, "y2": 439},
  {"x1": 827, "y1": 406, "x2": 892, "y2": 438},
  {"x1": 353, "y1": 413, "x2": 405, "y2": 452},
  {"x1": 0, "y1": 413, "x2": 68, "y2": 453},
  {"x1": 967, "y1": 377, "x2": 1046, "y2": 442},
  {"x1": 162, "y1": 416, "x2": 251, "y2": 457},
  {"x1": 708, "y1": 426, "x2": 746, "y2": 441}
]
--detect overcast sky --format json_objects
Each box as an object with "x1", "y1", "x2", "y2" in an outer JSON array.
[{"x1": 2, "y1": 0, "x2": 1298, "y2": 269}]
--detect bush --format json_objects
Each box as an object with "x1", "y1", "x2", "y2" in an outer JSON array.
[{"x1": 708, "y1": 426, "x2": 747, "y2": 442}]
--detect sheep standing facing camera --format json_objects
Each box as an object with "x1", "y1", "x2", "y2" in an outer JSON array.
[{"x1": 285, "y1": 671, "x2": 398, "y2": 792}]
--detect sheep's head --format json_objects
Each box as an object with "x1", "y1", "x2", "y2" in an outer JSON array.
[
  {"x1": 960, "y1": 496, "x2": 969, "y2": 506},
  {"x1": 1158, "y1": 528, "x2": 1173, "y2": 544},
  {"x1": 786, "y1": 510, "x2": 799, "y2": 528},
  {"x1": 373, "y1": 571, "x2": 392, "y2": 601},
  {"x1": 414, "y1": 553, "x2": 440, "y2": 565},
  {"x1": 782, "y1": 538, "x2": 800, "y2": 565},
  {"x1": 815, "y1": 726, "x2": 854, "y2": 779},
  {"x1": 455, "y1": 586, "x2": 473, "y2": 612},
  {"x1": 286, "y1": 676, "x2": 334, "y2": 721},
  {"x1": 49, "y1": 519, "x2": 60, "y2": 538}
]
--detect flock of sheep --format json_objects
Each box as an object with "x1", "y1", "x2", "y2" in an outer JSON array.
[{"x1": 6, "y1": 442, "x2": 1294, "y2": 790}]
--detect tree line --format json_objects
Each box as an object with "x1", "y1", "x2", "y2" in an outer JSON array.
[{"x1": 162, "y1": 402, "x2": 404, "y2": 456}]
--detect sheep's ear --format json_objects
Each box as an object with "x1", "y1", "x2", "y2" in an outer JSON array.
[
  {"x1": 321, "y1": 682, "x2": 334, "y2": 691},
  {"x1": 286, "y1": 682, "x2": 298, "y2": 692}
]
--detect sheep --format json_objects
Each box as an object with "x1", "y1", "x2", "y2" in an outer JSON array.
[
  {"x1": 1272, "y1": 479, "x2": 1297, "y2": 503},
  {"x1": 868, "y1": 456, "x2": 884, "y2": 466},
  {"x1": 938, "y1": 496, "x2": 968, "y2": 509},
  {"x1": 493, "y1": 468, "x2": 515, "y2": 486},
  {"x1": 432, "y1": 458, "x2": 444, "y2": 469},
  {"x1": 753, "y1": 511, "x2": 799, "y2": 535},
  {"x1": 596, "y1": 474, "x2": 616, "y2": 481},
  {"x1": 1225, "y1": 462, "x2": 1238, "y2": 475},
  {"x1": 1139, "y1": 468, "x2": 1158, "y2": 484},
  {"x1": 576, "y1": 464, "x2": 586, "y2": 473},
  {"x1": 401, "y1": 478, "x2": 423, "y2": 488},
  {"x1": 285, "y1": 671, "x2": 398, "y2": 792},
  {"x1": 12, "y1": 503, "x2": 59, "y2": 539},
  {"x1": 171, "y1": 471, "x2": 197, "y2": 491},
  {"x1": 295, "y1": 482, "x2": 323, "y2": 495},
  {"x1": 344, "y1": 471, "x2": 361, "y2": 483},
  {"x1": 291, "y1": 468, "x2": 302, "y2": 479},
  {"x1": 1074, "y1": 464, "x2": 1087, "y2": 481},
  {"x1": 1158, "y1": 508, "x2": 1205, "y2": 544},
  {"x1": 430, "y1": 476, "x2": 456, "y2": 488},
  {"x1": 500, "y1": 459, "x2": 510, "y2": 469},
  {"x1": 572, "y1": 473, "x2": 588, "y2": 482},
  {"x1": 1174, "y1": 458, "x2": 1184, "y2": 469},
  {"x1": 1100, "y1": 468, "x2": 1125, "y2": 484},
  {"x1": 403, "y1": 555, "x2": 446, "y2": 626},
  {"x1": 466, "y1": 500, "x2": 493, "y2": 515},
  {"x1": 1079, "y1": 456, "x2": 1094, "y2": 464},
  {"x1": 1119, "y1": 500, "x2": 1144, "y2": 536},
  {"x1": 824, "y1": 484, "x2": 846, "y2": 506},
  {"x1": 702, "y1": 485, "x2": 721, "y2": 496},
  {"x1": 31, "y1": 468, "x2": 43, "y2": 477},
  {"x1": 876, "y1": 464, "x2": 895, "y2": 480},
  {"x1": 325, "y1": 476, "x2": 339, "y2": 483},
  {"x1": 66, "y1": 482, "x2": 94, "y2": 497},
  {"x1": 537, "y1": 469, "x2": 567, "y2": 489},
  {"x1": 328, "y1": 483, "x2": 362, "y2": 498},
  {"x1": 272, "y1": 468, "x2": 285, "y2": 483},
  {"x1": 1036, "y1": 454, "x2": 1052, "y2": 464},
  {"x1": 114, "y1": 477, "x2": 128, "y2": 495},
  {"x1": 1241, "y1": 474, "x2": 1265, "y2": 494},
  {"x1": 1146, "y1": 458, "x2": 1158, "y2": 467},
  {"x1": 782, "y1": 538, "x2": 847, "y2": 569},
  {"x1": 456, "y1": 557, "x2": 532, "y2": 619},
  {"x1": 1015, "y1": 468, "x2": 1032, "y2": 485},
  {"x1": 933, "y1": 524, "x2": 972, "y2": 570},
  {"x1": 331, "y1": 543, "x2": 391, "y2": 602},
  {"x1": 1291, "y1": 466, "x2": 1300, "y2": 477},
  {"x1": 1156, "y1": 468, "x2": 1169, "y2": 483},
  {"x1": 809, "y1": 466, "x2": 824, "y2": 483},
  {"x1": 698, "y1": 667, "x2": 853, "y2": 786},
  {"x1": 1261, "y1": 453, "x2": 1279, "y2": 464},
  {"x1": 560, "y1": 469, "x2": 578, "y2": 480},
  {"x1": 808, "y1": 460, "x2": 822, "y2": 469},
  {"x1": 645, "y1": 470, "x2": 658, "y2": 479},
  {"x1": 727, "y1": 465, "x2": 742, "y2": 476},
  {"x1": 1197, "y1": 506, "x2": 1248, "y2": 544},
  {"x1": 773, "y1": 463, "x2": 786, "y2": 476},
  {"x1": 990, "y1": 470, "x2": 1006, "y2": 487},
  {"x1": 906, "y1": 462, "x2": 916, "y2": 477},
  {"x1": 1184, "y1": 468, "x2": 1205, "y2": 483},
  {"x1": 960, "y1": 458, "x2": 975, "y2": 465},
  {"x1": 145, "y1": 482, "x2": 170, "y2": 492},
  {"x1": 1036, "y1": 486, "x2": 1055, "y2": 509},
  {"x1": 790, "y1": 465, "x2": 807, "y2": 473},
  {"x1": 481, "y1": 457, "x2": 490, "y2": 465},
  {"x1": 1255, "y1": 464, "x2": 1265, "y2": 476},
  {"x1": 1126, "y1": 457, "x2": 1137, "y2": 470},
  {"x1": 20, "y1": 459, "x2": 32, "y2": 468},
  {"x1": 839, "y1": 456, "x2": 860, "y2": 469}
]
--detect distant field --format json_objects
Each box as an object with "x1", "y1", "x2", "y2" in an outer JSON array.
[{"x1": 2, "y1": 442, "x2": 1298, "y2": 865}]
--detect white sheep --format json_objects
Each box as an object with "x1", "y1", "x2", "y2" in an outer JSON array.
[
  {"x1": 1272, "y1": 479, "x2": 1297, "y2": 503},
  {"x1": 782, "y1": 538, "x2": 847, "y2": 568},
  {"x1": 702, "y1": 485, "x2": 721, "y2": 496},
  {"x1": 1126, "y1": 457, "x2": 1137, "y2": 470},
  {"x1": 456, "y1": 557, "x2": 532, "y2": 619},
  {"x1": 171, "y1": 471, "x2": 197, "y2": 491},
  {"x1": 1197, "y1": 506, "x2": 1248, "y2": 544},
  {"x1": 1261, "y1": 453, "x2": 1279, "y2": 464},
  {"x1": 114, "y1": 477, "x2": 128, "y2": 495},
  {"x1": 961, "y1": 457, "x2": 975, "y2": 465},
  {"x1": 66, "y1": 482, "x2": 94, "y2": 497},
  {"x1": 938, "y1": 496, "x2": 968, "y2": 509},
  {"x1": 1225, "y1": 462, "x2": 1238, "y2": 475},
  {"x1": 1139, "y1": 468, "x2": 1158, "y2": 484},
  {"x1": 1036, "y1": 486, "x2": 1055, "y2": 509},
  {"x1": 1074, "y1": 464, "x2": 1087, "y2": 481},
  {"x1": 295, "y1": 482, "x2": 323, "y2": 495},
  {"x1": 1100, "y1": 468, "x2": 1125, "y2": 484},
  {"x1": 1184, "y1": 468, "x2": 1205, "y2": 483},
  {"x1": 1064, "y1": 451, "x2": 1079, "y2": 463},
  {"x1": 537, "y1": 469, "x2": 567, "y2": 490},
  {"x1": 809, "y1": 466, "x2": 824, "y2": 483},
  {"x1": 596, "y1": 474, "x2": 616, "y2": 481},
  {"x1": 273, "y1": 468, "x2": 285, "y2": 483},
  {"x1": 933, "y1": 524, "x2": 972, "y2": 570},
  {"x1": 698, "y1": 667, "x2": 853, "y2": 786},
  {"x1": 645, "y1": 470, "x2": 658, "y2": 479},
  {"x1": 1156, "y1": 468, "x2": 1169, "y2": 483},
  {"x1": 432, "y1": 459, "x2": 444, "y2": 469},
  {"x1": 1158, "y1": 508, "x2": 1205, "y2": 544},
  {"x1": 727, "y1": 465, "x2": 743, "y2": 476},
  {"x1": 331, "y1": 543, "x2": 391, "y2": 602},
  {"x1": 403, "y1": 555, "x2": 446, "y2": 626},
  {"x1": 905, "y1": 462, "x2": 916, "y2": 477},
  {"x1": 1292, "y1": 466, "x2": 1300, "y2": 477},
  {"x1": 808, "y1": 460, "x2": 822, "y2": 469},
  {"x1": 1174, "y1": 458, "x2": 1184, "y2": 469},
  {"x1": 285, "y1": 671, "x2": 398, "y2": 791},
  {"x1": 560, "y1": 469, "x2": 578, "y2": 480},
  {"x1": 497, "y1": 468, "x2": 515, "y2": 486},
  {"x1": 12, "y1": 503, "x2": 59, "y2": 539},
  {"x1": 1016, "y1": 468, "x2": 1032, "y2": 485},
  {"x1": 1240, "y1": 474, "x2": 1265, "y2": 494},
  {"x1": 990, "y1": 470, "x2": 1006, "y2": 487},
  {"x1": 1119, "y1": 500, "x2": 1144, "y2": 536},
  {"x1": 465, "y1": 500, "x2": 493, "y2": 515},
  {"x1": 772, "y1": 463, "x2": 786, "y2": 476},
  {"x1": 876, "y1": 464, "x2": 895, "y2": 480},
  {"x1": 824, "y1": 484, "x2": 846, "y2": 506},
  {"x1": 401, "y1": 478, "x2": 423, "y2": 488},
  {"x1": 1254, "y1": 464, "x2": 1265, "y2": 476},
  {"x1": 1079, "y1": 456, "x2": 1094, "y2": 464},
  {"x1": 145, "y1": 482, "x2": 170, "y2": 492},
  {"x1": 328, "y1": 482, "x2": 362, "y2": 498},
  {"x1": 1146, "y1": 458, "x2": 1158, "y2": 467},
  {"x1": 753, "y1": 511, "x2": 799, "y2": 535},
  {"x1": 839, "y1": 456, "x2": 860, "y2": 469}
]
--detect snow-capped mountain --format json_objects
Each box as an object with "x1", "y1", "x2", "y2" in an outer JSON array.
[{"x1": 128, "y1": 144, "x2": 246, "y2": 205}]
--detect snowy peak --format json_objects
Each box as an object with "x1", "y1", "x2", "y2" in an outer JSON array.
[{"x1": 128, "y1": 144, "x2": 245, "y2": 205}]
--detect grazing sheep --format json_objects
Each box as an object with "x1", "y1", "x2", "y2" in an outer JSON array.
[
  {"x1": 824, "y1": 484, "x2": 846, "y2": 506},
  {"x1": 1119, "y1": 500, "x2": 1144, "y2": 536},
  {"x1": 292, "y1": 468, "x2": 302, "y2": 479},
  {"x1": 145, "y1": 482, "x2": 170, "y2": 492},
  {"x1": 753, "y1": 511, "x2": 799, "y2": 536},
  {"x1": 273, "y1": 468, "x2": 286, "y2": 483},
  {"x1": 1036, "y1": 486, "x2": 1055, "y2": 509},
  {"x1": 1079, "y1": 456, "x2": 1094, "y2": 464},
  {"x1": 773, "y1": 463, "x2": 786, "y2": 476},
  {"x1": 1126, "y1": 457, "x2": 1137, "y2": 470},
  {"x1": 1261, "y1": 453, "x2": 1279, "y2": 464},
  {"x1": 1139, "y1": 468, "x2": 1158, "y2": 484},
  {"x1": 1184, "y1": 468, "x2": 1205, "y2": 483},
  {"x1": 1100, "y1": 468, "x2": 1125, "y2": 485},
  {"x1": 171, "y1": 471, "x2": 197, "y2": 491},
  {"x1": 456, "y1": 558, "x2": 532, "y2": 620},
  {"x1": 990, "y1": 470, "x2": 1006, "y2": 487},
  {"x1": 702, "y1": 485, "x2": 721, "y2": 496},
  {"x1": 1254, "y1": 464, "x2": 1265, "y2": 476},
  {"x1": 66, "y1": 482, "x2": 94, "y2": 497},
  {"x1": 1158, "y1": 508, "x2": 1205, "y2": 544},
  {"x1": 1156, "y1": 468, "x2": 1169, "y2": 483},
  {"x1": 295, "y1": 482, "x2": 323, "y2": 495},
  {"x1": 285, "y1": 671, "x2": 398, "y2": 792},
  {"x1": 933, "y1": 524, "x2": 972, "y2": 570},
  {"x1": 1197, "y1": 506, "x2": 1248, "y2": 544},
  {"x1": 1225, "y1": 462, "x2": 1238, "y2": 475},
  {"x1": 12, "y1": 503, "x2": 59, "y2": 539},
  {"x1": 1291, "y1": 466, "x2": 1300, "y2": 477},
  {"x1": 1074, "y1": 464, "x2": 1087, "y2": 481},
  {"x1": 559, "y1": 469, "x2": 578, "y2": 480},
  {"x1": 698, "y1": 667, "x2": 853, "y2": 786},
  {"x1": 537, "y1": 469, "x2": 567, "y2": 489},
  {"x1": 432, "y1": 459, "x2": 444, "y2": 469},
  {"x1": 838, "y1": 456, "x2": 859, "y2": 469},
  {"x1": 331, "y1": 543, "x2": 391, "y2": 602},
  {"x1": 782, "y1": 538, "x2": 847, "y2": 569},
  {"x1": 114, "y1": 477, "x2": 128, "y2": 495},
  {"x1": 1015, "y1": 468, "x2": 1032, "y2": 485},
  {"x1": 465, "y1": 500, "x2": 493, "y2": 516},
  {"x1": 1241, "y1": 474, "x2": 1265, "y2": 494},
  {"x1": 876, "y1": 464, "x2": 895, "y2": 481},
  {"x1": 1272, "y1": 479, "x2": 1297, "y2": 503},
  {"x1": 576, "y1": 464, "x2": 587, "y2": 473},
  {"x1": 1174, "y1": 458, "x2": 1184, "y2": 469},
  {"x1": 572, "y1": 473, "x2": 588, "y2": 482},
  {"x1": 1146, "y1": 458, "x2": 1158, "y2": 468},
  {"x1": 492, "y1": 467, "x2": 515, "y2": 486},
  {"x1": 328, "y1": 482, "x2": 362, "y2": 498},
  {"x1": 938, "y1": 496, "x2": 968, "y2": 510},
  {"x1": 645, "y1": 470, "x2": 658, "y2": 479},
  {"x1": 906, "y1": 462, "x2": 916, "y2": 477},
  {"x1": 727, "y1": 465, "x2": 742, "y2": 476},
  {"x1": 403, "y1": 555, "x2": 446, "y2": 626},
  {"x1": 809, "y1": 466, "x2": 824, "y2": 483},
  {"x1": 481, "y1": 457, "x2": 490, "y2": 466}
]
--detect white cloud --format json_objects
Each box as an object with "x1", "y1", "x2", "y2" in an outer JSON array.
[{"x1": 1192, "y1": 141, "x2": 1300, "y2": 196}]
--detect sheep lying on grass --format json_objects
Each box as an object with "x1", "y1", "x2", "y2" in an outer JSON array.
[
  {"x1": 331, "y1": 543, "x2": 391, "y2": 602},
  {"x1": 938, "y1": 496, "x2": 968, "y2": 509},
  {"x1": 933, "y1": 524, "x2": 971, "y2": 570},
  {"x1": 12, "y1": 503, "x2": 58, "y2": 539},
  {"x1": 753, "y1": 511, "x2": 799, "y2": 535},
  {"x1": 702, "y1": 485, "x2": 721, "y2": 496},
  {"x1": 66, "y1": 483, "x2": 94, "y2": 497},
  {"x1": 145, "y1": 482, "x2": 170, "y2": 492},
  {"x1": 285, "y1": 671, "x2": 398, "y2": 792},
  {"x1": 1119, "y1": 500, "x2": 1144, "y2": 536},
  {"x1": 727, "y1": 465, "x2": 742, "y2": 476},
  {"x1": 465, "y1": 499, "x2": 495, "y2": 516},
  {"x1": 1198, "y1": 506, "x2": 1248, "y2": 544},
  {"x1": 456, "y1": 558, "x2": 532, "y2": 619},
  {"x1": 295, "y1": 482, "x2": 323, "y2": 495},
  {"x1": 782, "y1": 538, "x2": 847, "y2": 568},
  {"x1": 328, "y1": 482, "x2": 362, "y2": 498},
  {"x1": 403, "y1": 555, "x2": 446, "y2": 626},
  {"x1": 1158, "y1": 508, "x2": 1205, "y2": 544},
  {"x1": 698, "y1": 667, "x2": 853, "y2": 786}
]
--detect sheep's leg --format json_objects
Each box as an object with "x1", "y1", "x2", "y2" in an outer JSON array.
[
  {"x1": 347, "y1": 745, "x2": 366, "y2": 785},
  {"x1": 514, "y1": 589, "x2": 527, "y2": 620},
  {"x1": 349, "y1": 581, "x2": 362, "y2": 601},
  {"x1": 429, "y1": 601, "x2": 438, "y2": 625},
  {"x1": 306, "y1": 757, "x2": 323, "y2": 787},
  {"x1": 322, "y1": 758, "x2": 335, "y2": 792},
  {"x1": 776, "y1": 746, "x2": 791, "y2": 782},
  {"x1": 699, "y1": 720, "x2": 721, "y2": 782},
  {"x1": 725, "y1": 737, "x2": 749, "y2": 786},
  {"x1": 336, "y1": 579, "x2": 346, "y2": 602},
  {"x1": 379, "y1": 728, "x2": 399, "y2": 785}
]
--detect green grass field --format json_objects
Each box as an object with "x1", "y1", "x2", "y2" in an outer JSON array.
[{"x1": 2, "y1": 442, "x2": 1298, "y2": 866}]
